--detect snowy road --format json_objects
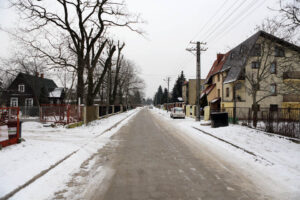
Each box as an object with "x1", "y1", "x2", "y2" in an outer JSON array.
[{"x1": 81, "y1": 109, "x2": 273, "y2": 200}]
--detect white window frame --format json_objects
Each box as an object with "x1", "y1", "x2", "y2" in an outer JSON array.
[
  {"x1": 10, "y1": 98, "x2": 18, "y2": 107},
  {"x1": 18, "y1": 84, "x2": 25, "y2": 93},
  {"x1": 25, "y1": 98, "x2": 33, "y2": 107}
]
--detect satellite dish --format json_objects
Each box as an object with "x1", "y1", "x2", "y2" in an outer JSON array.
[{"x1": 235, "y1": 82, "x2": 242, "y2": 90}]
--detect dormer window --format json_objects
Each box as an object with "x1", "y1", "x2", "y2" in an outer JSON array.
[{"x1": 18, "y1": 84, "x2": 25, "y2": 93}]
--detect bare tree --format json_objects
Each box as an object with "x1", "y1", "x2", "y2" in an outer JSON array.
[
  {"x1": 244, "y1": 36, "x2": 300, "y2": 127},
  {"x1": 9, "y1": 0, "x2": 143, "y2": 105}
]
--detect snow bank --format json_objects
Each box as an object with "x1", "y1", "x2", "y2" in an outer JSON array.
[{"x1": 0, "y1": 108, "x2": 140, "y2": 199}]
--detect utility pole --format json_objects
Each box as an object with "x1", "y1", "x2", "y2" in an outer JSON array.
[
  {"x1": 164, "y1": 77, "x2": 171, "y2": 112},
  {"x1": 186, "y1": 41, "x2": 207, "y2": 121}
]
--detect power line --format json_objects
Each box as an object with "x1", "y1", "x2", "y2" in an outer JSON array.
[
  {"x1": 199, "y1": 0, "x2": 241, "y2": 40},
  {"x1": 206, "y1": 0, "x2": 259, "y2": 43},
  {"x1": 209, "y1": 0, "x2": 266, "y2": 45},
  {"x1": 188, "y1": 0, "x2": 229, "y2": 45},
  {"x1": 204, "y1": 0, "x2": 250, "y2": 41}
]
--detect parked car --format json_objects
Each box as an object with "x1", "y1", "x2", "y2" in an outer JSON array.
[
  {"x1": 170, "y1": 107, "x2": 185, "y2": 119},
  {"x1": 149, "y1": 105, "x2": 153, "y2": 109}
]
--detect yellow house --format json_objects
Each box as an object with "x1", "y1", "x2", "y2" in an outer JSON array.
[
  {"x1": 221, "y1": 31, "x2": 300, "y2": 110},
  {"x1": 182, "y1": 79, "x2": 205, "y2": 105}
]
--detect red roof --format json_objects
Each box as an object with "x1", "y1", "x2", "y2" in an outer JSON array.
[
  {"x1": 201, "y1": 83, "x2": 216, "y2": 98},
  {"x1": 204, "y1": 53, "x2": 229, "y2": 84}
]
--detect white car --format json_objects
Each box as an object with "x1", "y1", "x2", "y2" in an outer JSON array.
[{"x1": 170, "y1": 107, "x2": 185, "y2": 119}]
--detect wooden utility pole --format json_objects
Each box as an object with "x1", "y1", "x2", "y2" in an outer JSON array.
[
  {"x1": 186, "y1": 41, "x2": 207, "y2": 121},
  {"x1": 164, "y1": 77, "x2": 171, "y2": 112}
]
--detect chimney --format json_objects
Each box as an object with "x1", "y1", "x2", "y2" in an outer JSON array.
[
  {"x1": 217, "y1": 53, "x2": 224, "y2": 63},
  {"x1": 41, "y1": 73, "x2": 44, "y2": 79}
]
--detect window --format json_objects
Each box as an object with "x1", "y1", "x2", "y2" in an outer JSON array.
[
  {"x1": 251, "y1": 61, "x2": 260, "y2": 69},
  {"x1": 230, "y1": 52, "x2": 235, "y2": 60},
  {"x1": 25, "y1": 98, "x2": 33, "y2": 107},
  {"x1": 226, "y1": 88, "x2": 230, "y2": 97},
  {"x1": 251, "y1": 44, "x2": 261, "y2": 56},
  {"x1": 10, "y1": 98, "x2": 18, "y2": 107},
  {"x1": 270, "y1": 84, "x2": 277, "y2": 95},
  {"x1": 218, "y1": 89, "x2": 220, "y2": 98},
  {"x1": 270, "y1": 104, "x2": 278, "y2": 112},
  {"x1": 18, "y1": 84, "x2": 25, "y2": 92},
  {"x1": 275, "y1": 46, "x2": 285, "y2": 57},
  {"x1": 240, "y1": 45, "x2": 247, "y2": 54},
  {"x1": 217, "y1": 74, "x2": 220, "y2": 82},
  {"x1": 270, "y1": 62, "x2": 277, "y2": 74}
]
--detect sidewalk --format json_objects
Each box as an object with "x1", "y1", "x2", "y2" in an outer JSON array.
[{"x1": 0, "y1": 108, "x2": 140, "y2": 199}]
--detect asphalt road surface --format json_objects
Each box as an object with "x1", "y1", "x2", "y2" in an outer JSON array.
[{"x1": 88, "y1": 109, "x2": 272, "y2": 200}]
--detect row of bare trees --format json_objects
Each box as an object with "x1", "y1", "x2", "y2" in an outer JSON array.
[{"x1": 0, "y1": 0, "x2": 145, "y2": 106}]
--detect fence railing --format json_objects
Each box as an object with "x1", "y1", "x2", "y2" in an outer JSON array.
[{"x1": 212, "y1": 107, "x2": 300, "y2": 139}]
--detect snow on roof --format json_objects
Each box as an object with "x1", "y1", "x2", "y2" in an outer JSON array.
[{"x1": 49, "y1": 88, "x2": 63, "y2": 98}]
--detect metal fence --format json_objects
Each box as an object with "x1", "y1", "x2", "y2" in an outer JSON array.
[
  {"x1": 213, "y1": 107, "x2": 300, "y2": 139},
  {"x1": 40, "y1": 104, "x2": 82, "y2": 124}
]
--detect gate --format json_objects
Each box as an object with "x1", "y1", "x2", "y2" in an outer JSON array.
[
  {"x1": 40, "y1": 104, "x2": 82, "y2": 124},
  {"x1": 0, "y1": 107, "x2": 20, "y2": 148}
]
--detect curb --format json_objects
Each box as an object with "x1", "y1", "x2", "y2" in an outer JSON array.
[
  {"x1": 192, "y1": 126, "x2": 274, "y2": 166},
  {"x1": 0, "y1": 109, "x2": 139, "y2": 200}
]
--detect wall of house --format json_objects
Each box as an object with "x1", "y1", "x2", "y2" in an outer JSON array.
[
  {"x1": 182, "y1": 84, "x2": 188, "y2": 104},
  {"x1": 187, "y1": 79, "x2": 205, "y2": 105},
  {"x1": 230, "y1": 36, "x2": 300, "y2": 109},
  {"x1": 6, "y1": 77, "x2": 37, "y2": 107}
]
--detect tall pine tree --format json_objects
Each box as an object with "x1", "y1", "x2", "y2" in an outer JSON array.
[{"x1": 171, "y1": 71, "x2": 185, "y2": 102}]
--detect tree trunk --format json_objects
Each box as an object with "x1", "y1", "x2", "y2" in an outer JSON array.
[
  {"x1": 252, "y1": 94, "x2": 258, "y2": 128},
  {"x1": 76, "y1": 59, "x2": 85, "y2": 104}
]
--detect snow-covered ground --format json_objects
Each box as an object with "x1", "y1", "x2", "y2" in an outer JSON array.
[
  {"x1": 0, "y1": 108, "x2": 140, "y2": 200},
  {"x1": 151, "y1": 108, "x2": 300, "y2": 199}
]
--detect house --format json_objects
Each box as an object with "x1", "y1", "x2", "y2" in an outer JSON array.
[
  {"x1": 202, "y1": 53, "x2": 229, "y2": 110},
  {"x1": 182, "y1": 79, "x2": 206, "y2": 105},
  {"x1": 3, "y1": 73, "x2": 65, "y2": 107},
  {"x1": 220, "y1": 30, "x2": 300, "y2": 110}
]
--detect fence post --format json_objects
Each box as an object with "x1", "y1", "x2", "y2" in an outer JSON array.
[{"x1": 67, "y1": 105, "x2": 70, "y2": 124}]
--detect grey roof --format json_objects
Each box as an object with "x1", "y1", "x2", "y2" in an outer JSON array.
[
  {"x1": 222, "y1": 30, "x2": 300, "y2": 84},
  {"x1": 222, "y1": 32, "x2": 260, "y2": 84},
  {"x1": 16, "y1": 73, "x2": 57, "y2": 98}
]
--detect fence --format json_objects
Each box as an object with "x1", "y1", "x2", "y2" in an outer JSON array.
[
  {"x1": 0, "y1": 107, "x2": 20, "y2": 148},
  {"x1": 40, "y1": 104, "x2": 82, "y2": 124},
  {"x1": 214, "y1": 107, "x2": 300, "y2": 139},
  {"x1": 19, "y1": 106, "x2": 40, "y2": 119}
]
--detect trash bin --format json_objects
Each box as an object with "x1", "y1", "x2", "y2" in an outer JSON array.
[{"x1": 210, "y1": 112, "x2": 229, "y2": 128}]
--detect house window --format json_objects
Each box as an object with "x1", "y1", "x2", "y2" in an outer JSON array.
[
  {"x1": 270, "y1": 62, "x2": 277, "y2": 74},
  {"x1": 10, "y1": 98, "x2": 18, "y2": 107},
  {"x1": 240, "y1": 45, "x2": 246, "y2": 54},
  {"x1": 230, "y1": 52, "x2": 235, "y2": 60},
  {"x1": 251, "y1": 61, "x2": 260, "y2": 69},
  {"x1": 270, "y1": 84, "x2": 277, "y2": 95},
  {"x1": 25, "y1": 98, "x2": 33, "y2": 107},
  {"x1": 218, "y1": 89, "x2": 220, "y2": 98},
  {"x1": 251, "y1": 44, "x2": 261, "y2": 56},
  {"x1": 217, "y1": 74, "x2": 220, "y2": 82},
  {"x1": 18, "y1": 84, "x2": 25, "y2": 93},
  {"x1": 226, "y1": 88, "x2": 230, "y2": 97},
  {"x1": 270, "y1": 104, "x2": 278, "y2": 111},
  {"x1": 275, "y1": 46, "x2": 285, "y2": 57}
]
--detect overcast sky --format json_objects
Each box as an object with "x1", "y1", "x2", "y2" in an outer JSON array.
[{"x1": 0, "y1": 0, "x2": 280, "y2": 98}]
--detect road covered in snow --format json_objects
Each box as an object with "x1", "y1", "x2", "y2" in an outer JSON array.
[{"x1": 0, "y1": 108, "x2": 140, "y2": 200}]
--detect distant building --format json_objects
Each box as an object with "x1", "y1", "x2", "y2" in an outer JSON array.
[
  {"x1": 2, "y1": 73, "x2": 65, "y2": 107},
  {"x1": 182, "y1": 79, "x2": 206, "y2": 105}
]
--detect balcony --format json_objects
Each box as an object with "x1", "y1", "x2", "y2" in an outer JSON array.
[
  {"x1": 283, "y1": 94, "x2": 300, "y2": 102},
  {"x1": 283, "y1": 71, "x2": 300, "y2": 80}
]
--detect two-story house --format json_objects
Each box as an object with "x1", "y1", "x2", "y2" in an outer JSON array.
[
  {"x1": 182, "y1": 79, "x2": 205, "y2": 105},
  {"x1": 202, "y1": 53, "x2": 229, "y2": 111},
  {"x1": 221, "y1": 31, "x2": 300, "y2": 110},
  {"x1": 3, "y1": 72, "x2": 65, "y2": 107}
]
